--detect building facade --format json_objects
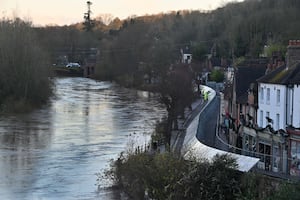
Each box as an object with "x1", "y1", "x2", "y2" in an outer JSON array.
[{"x1": 241, "y1": 40, "x2": 300, "y2": 177}]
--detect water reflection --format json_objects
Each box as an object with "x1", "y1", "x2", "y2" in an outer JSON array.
[
  {"x1": 0, "y1": 77, "x2": 166, "y2": 200},
  {"x1": 0, "y1": 110, "x2": 53, "y2": 200}
]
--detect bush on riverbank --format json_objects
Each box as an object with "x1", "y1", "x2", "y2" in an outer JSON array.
[
  {"x1": 0, "y1": 18, "x2": 52, "y2": 112},
  {"x1": 104, "y1": 151, "x2": 245, "y2": 200},
  {"x1": 103, "y1": 150, "x2": 300, "y2": 200}
]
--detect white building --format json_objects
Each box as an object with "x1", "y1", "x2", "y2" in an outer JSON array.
[
  {"x1": 291, "y1": 85, "x2": 300, "y2": 127},
  {"x1": 180, "y1": 46, "x2": 192, "y2": 64},
  {"x1": 257, "y1": 81, "x2": 286, "y2": 130},
  {"x1": 257, "y1": 40, "x2": 300, "y2": 131},
  {"x1": 255, "y1": 40, "x2": 300, "y2": 176}
]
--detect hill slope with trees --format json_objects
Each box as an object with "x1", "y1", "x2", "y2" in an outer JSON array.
[
  {"x1": 31, "y1": 0, "x2": 300, "y2": 87},
  {"x1": 93, "y1": 0, "x2": 300, "y2": 84},
  {"x1": 6, "y1": 0, "x2": 298, "y2": 110}
]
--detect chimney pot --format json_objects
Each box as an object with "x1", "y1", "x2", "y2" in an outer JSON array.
[{"x1": 288, "y1": 40, "x2": 300, "y2": 46}]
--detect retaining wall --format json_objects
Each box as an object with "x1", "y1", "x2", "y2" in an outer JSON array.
[{"x1": 181, "y1": 86, "x2": 259, "y2": 172}]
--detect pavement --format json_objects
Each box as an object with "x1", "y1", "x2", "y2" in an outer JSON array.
[
  {"x1": 170, "y1": 94, "x2": 231, "y2": 154},
  {"x1": 170, "y1": 97, "x2": 205, "y2": 154}
]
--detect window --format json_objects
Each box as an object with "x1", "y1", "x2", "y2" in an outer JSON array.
[
  {"x1": 266, "y1": 111, "x2": 270, "y2": 118},
  {"x1": 260, "y1": 87, "x2": 264, "y2": 103},
  {"x1": 259, "y1": 143, "x2": 265, "y2": 163},
  {"x1": 276, "y1": 89, "x2": 280, "y2": 105},
  {"x1": 265, "y1": 111, "x2": 273, "y2": 125},
  {"x1": 258, "y1": 143, "x2": 271, "y2": 170},
  {"x1": 290, "y1": 141, "x2": 300, "y2": 176},
  {"x1": 265, "y1": 111, "x2": 270, "y2": 125},
  {"x1": 244, "y1": 135, "x2": 256, "y2": 156},
  {"x1": 273, "y1": 146, "x2": 280, "y2": 172},
  {"x1": 252, "y1": 137, "x2": 256, "y2": 152},
  {"x1": 260, "y1": 110, "x2": 263, "y2": 127},
  {"x1": 267, "y1": 88, "x2": 270, "y2": 104},
  {"x1": 276, "y1": 113, "x2": 280, "y2": 130}
]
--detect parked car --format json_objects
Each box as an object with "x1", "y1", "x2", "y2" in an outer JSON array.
[{"x1": 66, "y1": 63, "x2": 81, "y2": 68}]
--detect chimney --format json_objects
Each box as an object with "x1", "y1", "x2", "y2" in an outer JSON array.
[{"x1": 286, "y1": 40, "x2": 300, "y2": 69}]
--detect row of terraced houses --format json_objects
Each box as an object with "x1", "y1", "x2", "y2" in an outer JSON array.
[{"x1": 220, "y1": 40, "x2": 300, "y2": 178}]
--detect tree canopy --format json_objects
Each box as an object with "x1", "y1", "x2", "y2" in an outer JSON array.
[
  {"x1": 18, "y1": 0, "x2": 300, "y2": 85},
  {"x1": 104, "y1": 151, "x2": 300, "y2": 200},
  {"x1": 105, "y1": 152, "x2": 241, "y2": 200},
  {"x1": 0, "y1": 18, "x2": 52, "y2": 112}
]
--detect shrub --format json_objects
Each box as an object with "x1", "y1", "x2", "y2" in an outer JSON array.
[
  {"x1": 104, "y1": 152, "x2": 242, "y2": 200},
  {"x1": 210, "y1": 69, "x2": 225, "y2": 83}
]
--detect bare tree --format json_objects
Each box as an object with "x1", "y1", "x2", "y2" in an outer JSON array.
[{"x1": 96, "y1": 13, "x2": 114, "y2": 25}]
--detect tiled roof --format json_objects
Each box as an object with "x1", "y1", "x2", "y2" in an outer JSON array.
[
  {"x1": 235, "y1": 65, "x2": 266, "y2": 103},
  {"x1": 236, "y1": 92, "x2": 248, "y2": 104},
  {"x1": 182, "y1": 46, "x2": 192, "y2": 54},
  {"x1": 257, "y1": 63, "x2": 300, "y2": 85}
]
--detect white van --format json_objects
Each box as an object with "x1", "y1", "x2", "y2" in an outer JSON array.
[{"x1": 66, "y1": 63, "x2": 81, "y2": 68}]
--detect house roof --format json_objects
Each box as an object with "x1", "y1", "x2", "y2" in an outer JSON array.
[
  {"x1": 257, "y1": 63, "x2": 300, "y2": 85},
  {"x1": 182, "y1": 46, "x2": 192, "y2": 54},
  {"x1": 236, "y1": 92, "x2": 248, "y2": 104},
  {"x1": 235, "y1": 64, "x2": 266, "y2": 103}
]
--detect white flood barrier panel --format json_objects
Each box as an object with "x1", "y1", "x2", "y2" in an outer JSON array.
[{"x1": 182, "y1": 86, "x2": 259, "y2": 172}]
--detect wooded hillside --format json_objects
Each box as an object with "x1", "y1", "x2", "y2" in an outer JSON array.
[{"x1": 35, "y1": 0, "x2": 300, "y2": 83}]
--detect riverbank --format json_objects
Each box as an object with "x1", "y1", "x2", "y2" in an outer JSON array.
[{"x1": 53, "y1": 66, "x2": 84, "y2": 77}]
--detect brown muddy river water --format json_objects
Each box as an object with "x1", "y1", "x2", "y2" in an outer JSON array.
[{"x1": 0, "y1": 77, "x2": 166, "y2": 200}]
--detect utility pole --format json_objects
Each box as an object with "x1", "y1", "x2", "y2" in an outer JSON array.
[{"x1": 84, "y1": 1, "x2": 94, "y2": 31}]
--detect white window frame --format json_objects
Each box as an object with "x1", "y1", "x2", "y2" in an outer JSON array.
[
  {"x1": 276, "y1": 113, "x2": 280, "y2": 130},
  {"x1": 273, "y1": 146, "x2": 280, "y2": 172},
  {"x1": 276, "y1": 89, "x2": 280, "y2": 105},
  {"x1": 266, "y1": 111, "x2": 270, "y2": 124},
  {"x1": 260, "y1": 87, "x2": 264, "y2": 103},
  {"x1": 266, "y1": 88, "x2": 270, "y2": 104}
]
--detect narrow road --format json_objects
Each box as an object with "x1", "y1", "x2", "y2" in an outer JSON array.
[{"x1": 196, "y1": 95, "x2": 220, "y2": 148}]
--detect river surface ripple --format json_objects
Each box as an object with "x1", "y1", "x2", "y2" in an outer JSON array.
[{"x1": 0, "y1": 77, "x2": 166, "y2": 200}]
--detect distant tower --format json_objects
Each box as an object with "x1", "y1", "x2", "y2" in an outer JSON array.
[{"x1": 84, "y1": 1, "x2": 94, "y2": 31}]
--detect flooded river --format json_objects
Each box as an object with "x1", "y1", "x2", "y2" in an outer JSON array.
[{"x1": 0, "y1": 77, "x2": 166, "y2": 200}]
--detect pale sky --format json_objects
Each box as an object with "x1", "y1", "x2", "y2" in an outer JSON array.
[{"x1": 0, "y1": 0, "x2": 243, "y2": 26}]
